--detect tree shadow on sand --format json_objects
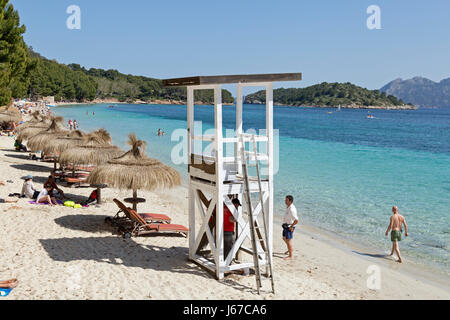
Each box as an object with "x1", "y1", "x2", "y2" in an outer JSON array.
[{"x1": 40, "y1": 236, "x2": 208, "y2": 278}]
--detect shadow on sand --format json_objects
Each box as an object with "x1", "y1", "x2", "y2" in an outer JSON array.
[
  {"x1": 4, "y1": 153, "x2": 30, "y2": 160},
  {"x1": 352, "y1": 251, "x2": 391, "y2": 260},
  {"x1": 54, "y1": 214, "x2": 114, "y2": 233},
  {"x1": 44, "y1": 216, "x2": 260, "y2": 293},
  {"x1": 10, "y1": 163, "x2": 52, "y2": 174},
  {"x1": 40, "y1": 236, "x2": 209, "y2": 278}
]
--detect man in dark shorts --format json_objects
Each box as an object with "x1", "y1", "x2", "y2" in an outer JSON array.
[
  {"x1": 282, "y1": 195, "x2": 299, "y2": 260},
  {"x1": 385, "y1": 206, "x2": 409, "y2": 263}
]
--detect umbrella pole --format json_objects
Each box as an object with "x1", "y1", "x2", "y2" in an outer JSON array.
[
  {"x1": 133, "y1": 190, "x2": 137, "y2": 211},
  {"x1": 97, "y1": 188, "x2": 102, "y2": 205}
]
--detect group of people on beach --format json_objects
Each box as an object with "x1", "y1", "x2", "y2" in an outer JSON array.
[
  {"x1": 218, "y1": 193, "x2": 408, "y2": 264},
  {"x1": 279, "y1": 197, "x2": 408, "y2": 263},
  {"x1": 21, "y1": 175, "x2": 65, "y2": 206},
  {"x1": 0, "y1": 121, "x2": 17, "y2": 137},
  {"x1": 20, "y1": 174, "x2": 98, "y2": 207},
  {"x1": 68, "y1": 119, "x2": 79, "y2": 130},
  {"x1": 157, "y1": 128, "x2": 165, "y2": 136}
]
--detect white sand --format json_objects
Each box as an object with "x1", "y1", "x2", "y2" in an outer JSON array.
[{"x1": 0, "y1": 135, "x2": 449, "y2": 300}]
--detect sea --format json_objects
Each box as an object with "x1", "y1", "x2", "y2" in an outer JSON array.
[{"x1": 53, "y1": 103, "x2": 450, "y2": 275}]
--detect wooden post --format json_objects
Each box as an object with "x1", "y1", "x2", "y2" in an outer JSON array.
[
  {"x1": 266, "y1": 83, "x2": 274, "y2": 264},
  {"x1": 235, "y1": 84, "x2": 244, "y2": 262},
  {"x1": 214, "y1": 85, "x2": 224, "y2": 280},
  {"x1": 133, "y1": 189, "x2": 137, "y2": 211},
  {"x1": 187, "y1": 87, "x2": 196, "y2": 260},
  {"x1": 96, "y1": 188, "x2": 102, "y2": 205}
]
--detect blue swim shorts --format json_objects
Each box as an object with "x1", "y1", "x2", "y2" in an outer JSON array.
[{"x1": 282, "y1": 224, "x2": 295, "y2": 240}]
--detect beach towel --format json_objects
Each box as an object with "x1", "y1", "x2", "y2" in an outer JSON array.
[
  {"x1": 0, "y1": 288, "x2": 12, "y2": 297},
  {"x1": 28, "y1": 200, "x2": 64, "y2": 206}
]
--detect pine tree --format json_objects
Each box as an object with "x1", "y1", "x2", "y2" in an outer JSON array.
[{"x1": 0, "y1": 0, "x2": 29, "y2": 105}]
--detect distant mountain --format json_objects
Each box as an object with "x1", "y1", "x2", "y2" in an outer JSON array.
[
  {"x1": 244, "y1": 82, "x2": 414, "y2": 109},
  {"x1": 380, "y1": 77, "x2": 450, "y2": 108}
]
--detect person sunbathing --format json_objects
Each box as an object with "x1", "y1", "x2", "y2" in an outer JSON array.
[
  {"x1": 0, "y1": 279, "x2": 18, "y2": 289},
  {"x1": 36, "y1": 186, "x2": 58, "y2": 206}
]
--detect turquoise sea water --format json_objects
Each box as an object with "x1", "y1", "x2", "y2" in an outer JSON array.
[{"x1": 53, "y1": 104, "x2": 450, "y2": 273}]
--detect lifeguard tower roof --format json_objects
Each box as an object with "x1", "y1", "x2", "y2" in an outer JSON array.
[{"x1": 162, "y1": 72, "x2": 302, "y2": 87}]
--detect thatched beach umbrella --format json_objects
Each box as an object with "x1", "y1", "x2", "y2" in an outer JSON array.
[
  {"x1": 0, "y1": 112, "x2": 21, "y2": 124},
  {"x1": 87, "y1": 133, "x2": 181, "y2": 210},
  {"x1": 59, "y1": 129, "x2": 123, "y2": 204},
  {"x1": 27, "y1": 117, "x2": 69, "y2": 153},
  {"x1": 0, "y1": 106, "x2": 22, "y2": 124},
  {"x1": 19, "y1": 111, "x2": 47, "y2": 130},
  {"x1": 17, "y1": 116, "x2": 59, "y2": 142},
  {"x1": 59, "y1": 129, "x2": 123, "y2": 167},
  {"x1": 38, "y1": 130, "x2": 86, "y2": 157}
]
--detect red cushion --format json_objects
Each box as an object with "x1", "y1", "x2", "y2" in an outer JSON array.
[
  {"x1": 148, "y1": 224, "x2": 189, "y2": 232},
  {"x1": 140, "y1": 213, "x2": 171, "y2": 221}
]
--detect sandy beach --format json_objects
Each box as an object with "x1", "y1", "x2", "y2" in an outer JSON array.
[{"x1": 1, "y1": 132, "x2": 449, "y2": 300}]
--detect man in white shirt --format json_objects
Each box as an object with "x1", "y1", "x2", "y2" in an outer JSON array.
[{"x1": 282, "y1": 195, "x2": 299, "y2": 260}]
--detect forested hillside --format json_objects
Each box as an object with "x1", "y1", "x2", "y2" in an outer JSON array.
[
  {"x1": 25, "y1": 50, "x2": 234, "y2": 104},
  {"x1": 245, "y1": 82, "x2": 409, "y2": 108}
]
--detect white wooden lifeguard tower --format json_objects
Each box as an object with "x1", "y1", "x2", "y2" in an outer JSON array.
[{"x1": 163, "y1": 73, "x2": 302, "y2": 292}]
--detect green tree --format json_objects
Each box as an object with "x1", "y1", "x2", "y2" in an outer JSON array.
[{"x1": 0, "y1": 0, "x2": 30, "y2": 105}]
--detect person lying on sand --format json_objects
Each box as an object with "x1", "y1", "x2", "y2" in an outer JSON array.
[
  {"x1": 36, "y1": 186, "x2": 58, "y2": 206},
  {"x1": 0, "y1": 279, "x2": 18, "y2": 289}
]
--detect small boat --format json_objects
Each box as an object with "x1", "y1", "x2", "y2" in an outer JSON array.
[{"x1": 367, "y1": 115, "x2": 374, "y2": 119}]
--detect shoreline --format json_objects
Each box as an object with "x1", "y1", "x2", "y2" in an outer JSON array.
[
  {"x1": 54, "y1": 99, "x2": 234, "y2": 107},
  {"x1": 54, "y1": 101, "x2": 417, "y2": 110}
]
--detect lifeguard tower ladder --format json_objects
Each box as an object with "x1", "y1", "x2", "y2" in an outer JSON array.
[{"x1": 163, "y1": 73, "x2": 302, "y2": 293}]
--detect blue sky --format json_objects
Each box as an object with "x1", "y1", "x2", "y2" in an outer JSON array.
[{"x1": 11, "y1": 0, "x2": 450, "y2": 90}]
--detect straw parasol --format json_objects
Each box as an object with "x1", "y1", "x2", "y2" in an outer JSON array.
[
  {"x1": 26, "y1": 116, "x2": 69, "y2": 153},
  {"x1": 58, "y1": 129, "x2": 123, "y2": 204},
  {"x1": 0, "y1": 107, "x2": 22, "y2": 125},
  {"x1": 87, "y1": 133, "x2": 181, "y2": 210},
  {"x1": 17, "y1": 116, "x2": 59, "y2": 142},
  {"x1": 19, "y1": 111, "x2": 47, "y2": 130},
  {"x1": 38, "y1": 130, "x2": 86, "y2": 156},
  {"x1": 59, "y1": 129, "x2": 123, "y2": 167}
]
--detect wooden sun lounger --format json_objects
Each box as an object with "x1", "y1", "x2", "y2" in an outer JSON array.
[
  {"x1": 66, "y1": 176, "x2": 88, "y2": 184},
  {"x1": 111, "y1": 199, "x2": 172, "y2": 225},
  {"x1": 120, "y1": 205, "x2": 188, "y2": 238}
]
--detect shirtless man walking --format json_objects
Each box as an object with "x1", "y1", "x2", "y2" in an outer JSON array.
[{"x1": 385, "y1": 206, "x2": 408, "y2": 263}]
